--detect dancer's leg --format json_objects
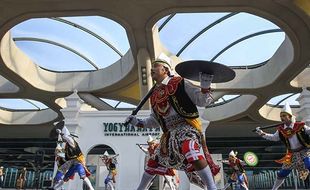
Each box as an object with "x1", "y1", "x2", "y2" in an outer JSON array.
[{"x1": 136, "y1": 172, "x2": 156, "y2": 190}]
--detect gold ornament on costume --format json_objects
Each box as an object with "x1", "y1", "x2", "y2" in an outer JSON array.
[{"x1": 299, "y1": 169, "x2": 309, "y2": 180}]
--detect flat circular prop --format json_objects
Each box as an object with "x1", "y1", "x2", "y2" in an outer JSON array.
[
  {"x1": 243, "y1": 151, "x2": 259, "y2": 167},
  {"x1": 175, "y1": 60, "x2": 235, "y2": 83}
]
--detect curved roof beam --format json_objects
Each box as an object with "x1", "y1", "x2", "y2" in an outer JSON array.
[
  {"x1": 158, "y1": 14, "x2": 176, "y2": 32},
  {"x1": 0, "y1": 98, "x2": 49, "y2": 112},
  {"x1": 2, "y1": 32, "x2": 137, "y2": 95},
  {"x1": 272, "y1": 93, "x2": 298, "y2": 107},
  {"x1": 177, "y1": 12, "x2": 238, "y2": 56},
  {"x1": 0, "y1": 108, "x2": 58, "y2": 125},
  {"x1": 0, "y1": 75, "x2": 19, "y2": 93},
  {"x1": 24, "y1": 99, "x2": 41, "y2": 110},
  {"x1": 202, "y1": 95, "x2": 257, "y2": 122},
  {"x1": 290, "y1": 67, "x2": 310, "y2": 87},
  {"x1": 78, "y1": 93, "x2": 114, "y2": 110},
  {"x1": 50, "y1": 17, "x2": 123, "y2": 57},
  {"x1": 208, "y1": 95, "x2": 241, "y2": 108},
  {"x1": 213, "y1": 35, "x2": 294, "y2": 90},
  {"x1": 259, "y1": 104, "x2": 300, "y2": 122},
  {"x1": 13, "y1": 37, "x2": 99, "y2": 70},
  {"x1": 210, "y1": 29, "x2": 283, "y2": 62}
]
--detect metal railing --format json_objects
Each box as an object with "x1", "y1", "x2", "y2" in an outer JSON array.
[
  {"x1": 2, "y1": 167, "x2": 53, "y2": 189},
  {"x1": 247, "y1": 169, "x2": 309, "y2": 189}
]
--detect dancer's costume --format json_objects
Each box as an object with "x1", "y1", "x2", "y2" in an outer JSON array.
[
  {"x1": 256, "y1": 103, "x2": 310, "y2": 190},
  {"x1": 138, "y1": 135, "x2": 177, "y2": 190},
  {"x1": 53, "y1": 126, "x2": 94, "y2": 190},
  {"x1": 138, "y1": 135, "x2": 175, "y2": 176},
  {"x1": 222, "y1": 151, "x2": 248, "y2": 190},
  {"x1": 0, "y1": 166, "x2": 4, "y2": 188},
  {"x1": 101, "y1": 151, "x2": 118, "y2": 190},
  {"x1": 131, "y1": 75, "x2": 218, "y2": 190}
]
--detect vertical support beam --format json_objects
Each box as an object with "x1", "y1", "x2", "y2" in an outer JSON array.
[
  {"x1": 60, "y1": 89, "x2": 83, "y2": 190},
  {"x1": 137, "y1": 48, "x2": 153, "y2": 110},
  {"x1": 296, "y1": 87, "x2": 310, "y2": 126},
  {"x1": 61, "y1": 89, "x2": 82, "y2": 132}
]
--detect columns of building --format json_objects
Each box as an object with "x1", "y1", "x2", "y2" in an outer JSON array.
[
  {"x1": 60, "y1": 90, "x2": 84, "y2": 190},
  {"x1": 61, "y1": 89, "x2": 82, "y2": 134},
  {"x1": 296, "y1": 87, "x2": 310, "y2": 125},
  {"x1": 137, "y1": 48, "x2": 153, "y2": 110}
]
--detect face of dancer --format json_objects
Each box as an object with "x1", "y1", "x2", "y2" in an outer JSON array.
[
  {"x1": 151, "y1": 62, "x2": 169, "y2": 83},
  {"x1": 102, "y1": 156, "x2": 111, "y2": 164},
  {"x1": 280, "y1": 112, "x2": 292, "y2": 125},
  {"x1": 148, "y1": 141, "x2": 155, "y2": 149},
  {"x1": 229, "y1": 155, "x2": 236, "y2": 162}
]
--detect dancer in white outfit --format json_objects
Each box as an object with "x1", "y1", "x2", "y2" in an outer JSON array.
[{"x1": 256, "y1": 103, "x2": 310, "y2": 190}]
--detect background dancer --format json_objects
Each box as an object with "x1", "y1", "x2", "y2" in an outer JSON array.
[
  {"x1": 53, "y1": 125, "x2": 94, "y2": 190},
  {"x1": 256, "y1": 103, "x2": 310, "y2": 190},
  {"x1": 100, "y1": 151, "x2": 118, "y2": 190},
  {"x1": 0, "y1": 166, "x2": 4, "y2": 189},
  {"x1": 222, "y1": 150, "x2": 248, "y2": 190},
  {"x1": 137, "y1": 135, "x2": 178, "y2": 190}
]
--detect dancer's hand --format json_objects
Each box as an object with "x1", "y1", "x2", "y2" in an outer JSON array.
[
  {"x1": 125, "y1": 115, "x2": 139, "y2": 126},
  {"x1": 199, "y1": 72, "x2": 213, "y2": 89},
  {"x1": 255, "y1": 127, "x2": 265, "y2": 136}
]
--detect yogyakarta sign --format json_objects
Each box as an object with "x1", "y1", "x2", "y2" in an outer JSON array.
[{"x1": 103, "y1": 122, "x2": 161, "y2": 137}]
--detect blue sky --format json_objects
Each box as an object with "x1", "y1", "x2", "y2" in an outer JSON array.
[
  {"x1": 157, "y1": 12, "x2": 284, "y2": 65},
  {"x1": 12, "y1": 16, "x2": 129, "y2": 71}
]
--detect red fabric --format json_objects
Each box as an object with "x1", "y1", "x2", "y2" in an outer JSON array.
[
  {"x1": 205, "y1": 153, "x2": 221, "y2": 176},
  {"x1": 186, "y1": 164, "x2": 195, "y2": 172},
  {"x1": 150, "y1": 77, "x2": 182, "y2": 116},
  {"x1": 145, "y1": 143, "x2": 175, "y2": 176},
  {"x1": 68, "y1": 175, "x2": 75, "y2": 180},
  {"x1": 277, "y1": 122, "x2": 305, "y2": 138},
  {"x1": 229, "y1": 158, "x2": 240, "y2": 168},
  {"x1": 181, "y1": 140, "x2": 204, "y2": 163},
  {"x1": 275, "y1": 151, "x2": 293, "y2": 164},
  {"x1": 146, "y1": 159, "x2": 174, "y2": 176},
  {"x1": 85, "y1": 167, "x2": 91, "y2": 177},
  {"x1": 147, "y1": 159, "x2": 158, "y2": 168},
  {"x1": 147, "y1": 144, "x2": 159, "y2": 156}
]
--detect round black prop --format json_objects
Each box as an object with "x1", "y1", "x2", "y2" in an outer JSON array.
[{"x1": 175, "y1": 60, "x2": 235, "y2": 83}]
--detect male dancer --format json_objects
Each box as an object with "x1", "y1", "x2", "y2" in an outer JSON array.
[
  {"x1": 137, "y1": 135, "x2": 177, "y2": 190},
  {"x1": 0, "y1": 166, "x2": 4, "y2": 188},
  {"x1": 222, "y1": 150, "x2": 248, "y2": 190},
  {"x1": 126, "y1": 56, "x2": 217, "y2": 189},
  {"x1": 100, "y1": 151, "x2": 118, "y2": 190},
  {"x1": 256, "y1": 103, "x2": 310, "y2": 189},
  {"x1": 53, "y1": 126, "x2": 94, "y2": 190}
]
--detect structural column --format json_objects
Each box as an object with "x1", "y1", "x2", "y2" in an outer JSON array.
[
  {"x1": 61, "y1": 90, "x2": 82, "y2": 133},
  {"x1": 296, "y1": 87, "x2": 310, "y2": 125},
  {"x1": 60, "y1": 90, "x2": 83, "y2": 190},
  {"x1": 137, "y1": 48, "x2": 153, "y2": 109}
]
